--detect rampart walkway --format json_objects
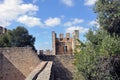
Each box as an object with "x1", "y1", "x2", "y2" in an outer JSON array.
[{"x1": 26, "y1": 61, "x2": 53, "y2": 80}]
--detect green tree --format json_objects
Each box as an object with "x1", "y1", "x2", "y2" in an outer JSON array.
[
  {"x1": 11, "y1": 26, "x2": 35, "y2": 47},
  {"x1": 0, "y1": 33, "x2": 10, "y2": 47},
  {"x1": 74, "y1": 30, "x2": 120, "y2": 80},
  {"x1": 74, "y1": 0, "x2": 120, "y2": 80},
  {"x1": 95, "y1": 0, "x2": 120, "y2": 35},
  {"x1": 0, "y1": 26, "x2": 36, "y2": 51}
]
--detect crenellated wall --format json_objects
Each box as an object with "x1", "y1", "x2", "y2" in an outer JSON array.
[{"x1": 52, "y1": 30, "x2": 79, "y2": 55}]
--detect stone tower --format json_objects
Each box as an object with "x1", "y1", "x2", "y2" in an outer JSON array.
[
  {"x1": 52, "y1": 31, "x2": 56, "y2": 55},
  {"x1": 72, "y1": 30, "x2": 79, "y2": 53},
  {"x1": 0, "y1": 26, "x2": 7, "y2": 34},
  {"x1": 52, "y1": 30, "x2": 79, "y2": 55}
]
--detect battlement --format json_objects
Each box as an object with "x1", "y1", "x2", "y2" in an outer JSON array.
[
  {"x1": 59, "y1": 33, "x2": 64, "y2": 39},
  {"x1": 52, "y1": 30, "x2": 79, "y2": 55},
  {"x1": 66, "y1": 33, "x2": 70, "y2": 39},
  {"x1": 58, "y1": 33, "x2": 70, "y2": 39}
]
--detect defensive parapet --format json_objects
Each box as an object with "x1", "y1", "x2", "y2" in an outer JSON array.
[
  {"x1": 0, "y1": 47, "x2": 41, "y2": 80},
  {"x1": 52, "y1": 30, "x2": 79, "y2": 55},
  {"x1": 26, "y1": 61, "x2": 53, "y2": 80}
]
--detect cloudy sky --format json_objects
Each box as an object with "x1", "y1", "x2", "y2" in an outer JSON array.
[{"x1": 0, "y1": 0, "x2": 98, "y2": 50}]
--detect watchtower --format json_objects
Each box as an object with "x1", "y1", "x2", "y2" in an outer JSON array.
[{"x1": 52, "y1": 30, "x2": 79, "y2": 55}]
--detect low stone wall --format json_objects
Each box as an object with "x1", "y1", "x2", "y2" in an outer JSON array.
[
  {"x1": 55, "y1": 54, "x2": 75, "y2": 73},
  {"x1": 51, "y1": 54, "x2": 75, "y2": 80},
  {"x1": 0, "y1": 47, "x2": 41, "y2": 80},
  {"x1": 36, "y1": 61, "x2": 53, "y2": 80},
  {"x1": 26, "y1": 61, "x2": 53, "y2": 80},
  {"x1": 39, "y1": 54, "x2": 75, "y2": 80}
]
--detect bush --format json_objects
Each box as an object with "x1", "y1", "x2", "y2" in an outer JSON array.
[{"x1": 74, "y1": 30, "x2": 120, "y2": 80}]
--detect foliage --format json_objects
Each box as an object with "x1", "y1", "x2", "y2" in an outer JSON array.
[
  {"x1": 0, "y1": 26, "x2": 36, "y2": 50},
  {"x1": 74, "y1": 70, "x2": 85, "y2": 80},
  {"x1": 94, "y1": 0, "x2": 120, "y2": 36},
  {"x1": 75, "y1": 0, "x2": 120, "y2": 80},
  {"x1": 100, "y1": 34, "x2": 120, "y2": 56},
  {"x1": 85, "y1": 29, "x2": 106, "y2": 45},
  {"x1": 75, "y1": 29, "x2": 120, "y2": 80},
  {"x1": 0, "y1": 34, "x2": 10, "y2": 47},
  {"x1": 11, "y1": 27, "x2": 35, "y2": 47}
]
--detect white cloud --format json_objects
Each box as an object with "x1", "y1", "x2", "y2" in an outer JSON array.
[
  {"x1": 84, "y1": 0, "x2": 98, "y2": 6},
  {"x1": 44, "y1": 17, "x2": 61, "y2": 27},
  {"x1": 72, "y1": 18, "x2": 84, "y2": 24},
  {"x1": 0, "y1": 20, "x2": 11, "y2": 27},
  {"x1": 89, "y1": 20, "x2": 99, "y2": 28},
  {"x1": 18, "y1": 16, "x2": 62, "y2": 27},
  {"x1": 17, "y1": 15, "x2": 43, "y2": 27},
  {"x1": 44, "y1": 42, "x2": 49, "y2": 45},
  {"x1": 0, "y1": 0, "x2": 39, "y2": 27},
  {"x1": 64, "y1": 18, "x2": 84, "y2": 27},
  {"x1": 61, "y1": 0, "x2": 74, "y2": 7},
  {"x1": 64, "y1": 18, "x2": 87, "y2": 34},
  {"x1": 66, "y1": 26, "x2": 89, "y2": 34}
]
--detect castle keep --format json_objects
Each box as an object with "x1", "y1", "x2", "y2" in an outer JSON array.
[
  {"x1": 52, "y1": 30, "x2": 79, "y2": 55},
  {"x1": 0, "y1": 26, "x2": 7, "y2": 34}
]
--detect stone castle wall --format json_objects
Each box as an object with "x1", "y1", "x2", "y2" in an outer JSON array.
[
  {"x1": 26, "y1": 61, "x2": 53, "y2": 80},
  {"x1": 0, "y1": 47, "x2": 41, "y2": 80},
  {"x1": 39, "y1": 54, "x2": 75, "y2": 80},
  {"x1": 52, "y1": 30, "x2": 79, "y2": 55},
  {"x1": 56, "y1": 37, "x2": 72, "y2": 54},
  {"x1": 51, "y1": 54, "x2": 75, "y2": 80}
]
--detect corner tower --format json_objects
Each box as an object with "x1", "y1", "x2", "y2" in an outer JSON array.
[
  {"x1": 72, "y1": 30, "x2": 79, "y2": 53},
  {"x1": 52, "y1": 31, "x2": 56, "y2": 55}
]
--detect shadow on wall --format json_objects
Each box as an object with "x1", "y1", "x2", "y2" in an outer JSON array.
[
  {"x1": 0, "y1": 53, "x2": 25, "y2": 80},
  {"x1": 39, "y1": 54, "x2": 73, "y2": 80}
]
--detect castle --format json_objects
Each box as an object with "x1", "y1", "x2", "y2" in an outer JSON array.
[
  {"x1": 0, "y1": 26, "x2": 7, "y2": 34},
  {"x1": 52, "y1": 30, "x2": 79, "y2": 55},
  {"x1": 0, "y1": 29, "x2": 77, "y2": 80}
]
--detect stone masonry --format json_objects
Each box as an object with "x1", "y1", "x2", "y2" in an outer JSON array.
[
  {"x1": 0, "y1": 26, "x2": 7, "y2": 34},
  {"x1": 39, "y1": 54, "x2": 75, "y2": 80},
  {"x1": 52, "y1": 30, "x2": 79, "y2": 55},
  {"x1": 0, "y1": 47, "x2": 41, "y2": 80}
]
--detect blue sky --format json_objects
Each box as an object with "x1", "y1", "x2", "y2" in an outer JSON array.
[{"x1": 0, "y1": 0, "x2": 98, "y2": 50}]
